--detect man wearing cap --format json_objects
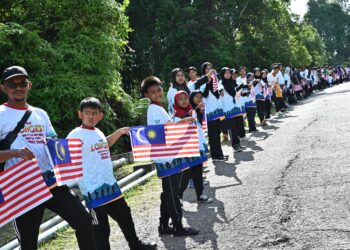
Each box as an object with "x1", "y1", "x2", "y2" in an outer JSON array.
[{"x1": 0, "y1": 66, "x2": 96, "y2": 250}]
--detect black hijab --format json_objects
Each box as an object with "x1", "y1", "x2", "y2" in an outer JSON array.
[
  {"x1": 220, "y1": 67, "x2": 236, "y2": 97},
  {"x1": 170, "y1": 68, "x2": 190, "y2": 94},
  {"x1": 201, "y1": 62, "x2": 220, "y2": 98},
  {"x1": 189, "y1": 90, "x2": 204, "y2": 124}
]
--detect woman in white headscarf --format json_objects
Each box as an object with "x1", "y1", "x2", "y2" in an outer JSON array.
[{"x1": 284, "y1": 67, "x2": 296, "y2": 105}]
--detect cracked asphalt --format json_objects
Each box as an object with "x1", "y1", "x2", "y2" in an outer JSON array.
[{"x1": 111, "y1": 83, "x2": 350, "y2": 250}]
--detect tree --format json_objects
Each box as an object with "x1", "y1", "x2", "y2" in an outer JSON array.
[
  {"x1": 305, "y1": 0, "x2": 350, "y2": 64},
  {"x1": 0, "y1": 0, "x2": 141, "y2": 153}
]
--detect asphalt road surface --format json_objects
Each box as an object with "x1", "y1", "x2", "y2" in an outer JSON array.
[{"x1": 111, "y1": 83, "x2": 350, "y2": 250}]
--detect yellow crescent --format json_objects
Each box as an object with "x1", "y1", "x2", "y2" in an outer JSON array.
[
  {"x1": 136, "y1": 127, "x2": 149, "y2": 143},
  {"x1": 55, "y1": 141, "x2": 65, "y2": 161}
]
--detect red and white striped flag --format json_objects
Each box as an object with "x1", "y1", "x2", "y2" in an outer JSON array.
[
  {"x1": 0, "y1": 160, "x2": 52, "y2": 228},
  {"x1": 130, "y1": 123, "x2": 200, "y2": 161},
  {"x1": 46, "y1": 139, "x2": 83, "y2": 186},
  {"x1": 212, "y1": 74, "x2": 219, "y2": 92}
]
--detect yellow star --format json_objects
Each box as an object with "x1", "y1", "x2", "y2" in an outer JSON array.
[{"x1": 147, "y1": 129, "x2": 157, "y2": 139}]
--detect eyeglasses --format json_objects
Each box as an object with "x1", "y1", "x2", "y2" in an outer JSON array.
[{"x1": 5, "y1": 80, "x2": 29, "y2": 89}]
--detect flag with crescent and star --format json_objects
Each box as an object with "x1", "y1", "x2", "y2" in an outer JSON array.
[
  {"x1": 46, "y1": 138, "x2": 83, "y2": 186},
  {"x1": 130, "y1": 123, "x2": 200, "y2": 161}
]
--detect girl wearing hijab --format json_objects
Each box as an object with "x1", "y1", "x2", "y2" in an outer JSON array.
[
  {"x1": 200, "y1": 62, "x2": 227, "y2": 161},
  {"x1": 262, "y1": 69, "x2": 272, "y2": 119},
  {"x1": 173, "y1": 90, "x2": 213, "y2": 203},
  {"x1": 284, "y1": 67, "x2": 296, "y2": 105},
  {"x1": 236, "y1": 72, "x2": 257, "y2": 132},
  {"x1": 219, "y1": 67, "x2": 246, "y2": 153},
  {"x1": 253, "y1": 68, "x2": 267, "y2": 126}
]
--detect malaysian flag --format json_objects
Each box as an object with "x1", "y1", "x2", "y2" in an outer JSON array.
[
  {"x1": 212, "y1": 74, "x2": 219, "y2": 92},
  {"x1": 130, "y1": 123, "x2": 200, "y2": 161},
  {"x1": 0, "y1": 160, "x2": 52, "y2": 228},
  {"x1": 46, "y1": 138, "x2": 83, "y2": 186}
]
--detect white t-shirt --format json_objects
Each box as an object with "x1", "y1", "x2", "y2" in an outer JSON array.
[
  {"x1": 67, "y1": 127, "x2": 122, "y2": 208},
  {"x1": 188, "y1": 80, "x2": 197, "y2": 91},
  {"x1": 236, "y1": 76, "x2": 246, "y2": 86},
  {"x1": 267, "y1": 72, "x2": 278, "y2": 86},
  {"x1": 147, "y1": 104, "x2": 172, "y2": 125},
  {"x1": 0, "y1": 104, "x2": 57, "y2": 172},
  {"x1": 277, "y1": 71, "x2": 285, "y2": 85}
]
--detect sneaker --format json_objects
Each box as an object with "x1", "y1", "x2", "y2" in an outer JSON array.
[
  {"x1": 203, "y1": 180, "x2": 209, "y2": 186},
  {"x1": 158, "y1": 224, "x2": 174, "y2": 235},
  {"x1": 188, "y1": 179, "x2": 194, "y2": 188},
  {"x1": 130, "y1": 240, "x2": 157, "y2": 250},
  {"x1": 197, "y1": 194, "x2": 213, "y2": 203},
  {"x1": 173, "y1": 227, "x2": 199, "y2": 237},
  {"x1": 239, "y1": 144, "x2": 246, "y2": 149},
  {"x1": 212, "y1": 157, "x2": 227, "y2": 162},
  {"x1": 233, "y1": 144, "x2": 242, "y2": 153}
]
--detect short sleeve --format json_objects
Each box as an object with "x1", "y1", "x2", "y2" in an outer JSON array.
[
  {"x1": 40, "y1": 110, "x2": 57, "y2": 138},
  {"x1": 147, "y1": 105, "x2": 171, "y2": 125},
  {"x1": 167, "y1": 88, "x2": 177, "y2": 114}
]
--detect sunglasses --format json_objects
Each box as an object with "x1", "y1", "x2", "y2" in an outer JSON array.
[{"x1": 5, "y1": 80, "x2": 29, "y2": 89}]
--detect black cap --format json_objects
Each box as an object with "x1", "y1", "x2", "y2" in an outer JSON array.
[{"x1": 2, "y1": 66, "x2": 28, "y2": 82}]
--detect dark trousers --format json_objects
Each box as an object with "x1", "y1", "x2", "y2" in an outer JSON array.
[
  {"x1": 246, "y1": 107, "x2": 257, "y2": 132},
  {"x1": 160, "y1": 174, "x2": 182, "y2": 229},
  {"x1": 265, "y1": 99, "x2": 272, "y2": 119},
  {"x1": 178, "y1": 164, "x2": 203, "y2": 199},
  {"x1": 287, "y1": 90, "x2": 296, "y2": 105},
  {"x1": 275, "y1": 97, "x2": 284, "y2": 112},
  {"x1": 14, "y1": 185, "x2": 95, "y2": 250},
  {"x1": 220, "y1": 119, "x2": 228, "y2": 135},
  {"x1": 225, "y1": 117, "x2": 240, "y2": 146},
  {"x1": 207, "y1": 119, "x2": 224, "y2": 158},
  {"x1": 233, "y1": 115, "x2": 245, "y2": 138},
  {"x1": 256, "y1": 100, "x2": 265, "y2": 123},
  {"x1": 90, "y1": 197, "x2": 139, "y2": 250}
]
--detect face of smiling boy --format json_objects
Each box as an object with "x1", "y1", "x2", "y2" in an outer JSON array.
[{"x1": 144, "y1": 85, "x2": 163, "y2": 104}]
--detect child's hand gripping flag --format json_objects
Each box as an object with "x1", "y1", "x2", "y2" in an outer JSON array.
[
  {"x1": 130, "y1": 123, "x2": 200, "y2": 161},
  {"x1": 46, "y1": 138, "x2": 83, "y2": 186}
]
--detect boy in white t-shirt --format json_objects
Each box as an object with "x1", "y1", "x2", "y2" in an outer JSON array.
[
  {"x1": 141, "y1": 76, "x2": 199, "y2": 236},
  {"x1": 67, "y1": 97, "x2": 156, "y2": 250}
]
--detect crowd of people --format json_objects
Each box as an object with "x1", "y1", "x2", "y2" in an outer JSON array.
[
  {"x1": 143, "y1": 62, "x2": 350, "y2": 238},
  {"x1": 0, "y1": 63, "x2": 349, "y2": 250}
]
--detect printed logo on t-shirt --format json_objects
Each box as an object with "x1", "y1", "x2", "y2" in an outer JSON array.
[
  {"x1": 20, "y1": 121, "x2": 45, "y2": 144},
  {"x1": 91, "y1": 139, "x2": 110, "y2": 160}
]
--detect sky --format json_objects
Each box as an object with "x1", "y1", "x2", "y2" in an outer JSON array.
[{"x1": 290, "y1": 0, "x2": 309, "y2": 18}]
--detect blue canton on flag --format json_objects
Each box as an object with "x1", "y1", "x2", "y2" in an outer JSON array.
[
  {"x1": 46, "y1": 138, "x2": 83, "y2": 186},
  {"x1": 47, "y1": 139, "x2": 72, "y2": 165},
  {"x1": 131, "y1": 125, "x2": 166, "y2": 146}
]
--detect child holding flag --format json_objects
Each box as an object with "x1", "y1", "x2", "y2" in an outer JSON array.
[
  {"x1": 172, "y1": 90, "x2": 212, "y2": 203},
  {"x1": 141, "y1": 76, "x2": 200, "y2": 236},
  {"x1": 67, "y1": 97, "x2": 157, "y2": 250}
]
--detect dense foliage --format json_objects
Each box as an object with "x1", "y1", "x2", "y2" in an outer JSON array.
[
  {"x1": 125, "y1": 0, "x2": 327, "y2": 90},
  {"x1": 0, "y1": 0, "x2": 348, "y2": 153},
  {"x1": 306, "y1": 0, "x2": 350, "y2": 64}
]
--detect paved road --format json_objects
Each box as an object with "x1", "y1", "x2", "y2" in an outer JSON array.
[{"x1": 112, "y1": 83, "x2": 350, "y2": 250}]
